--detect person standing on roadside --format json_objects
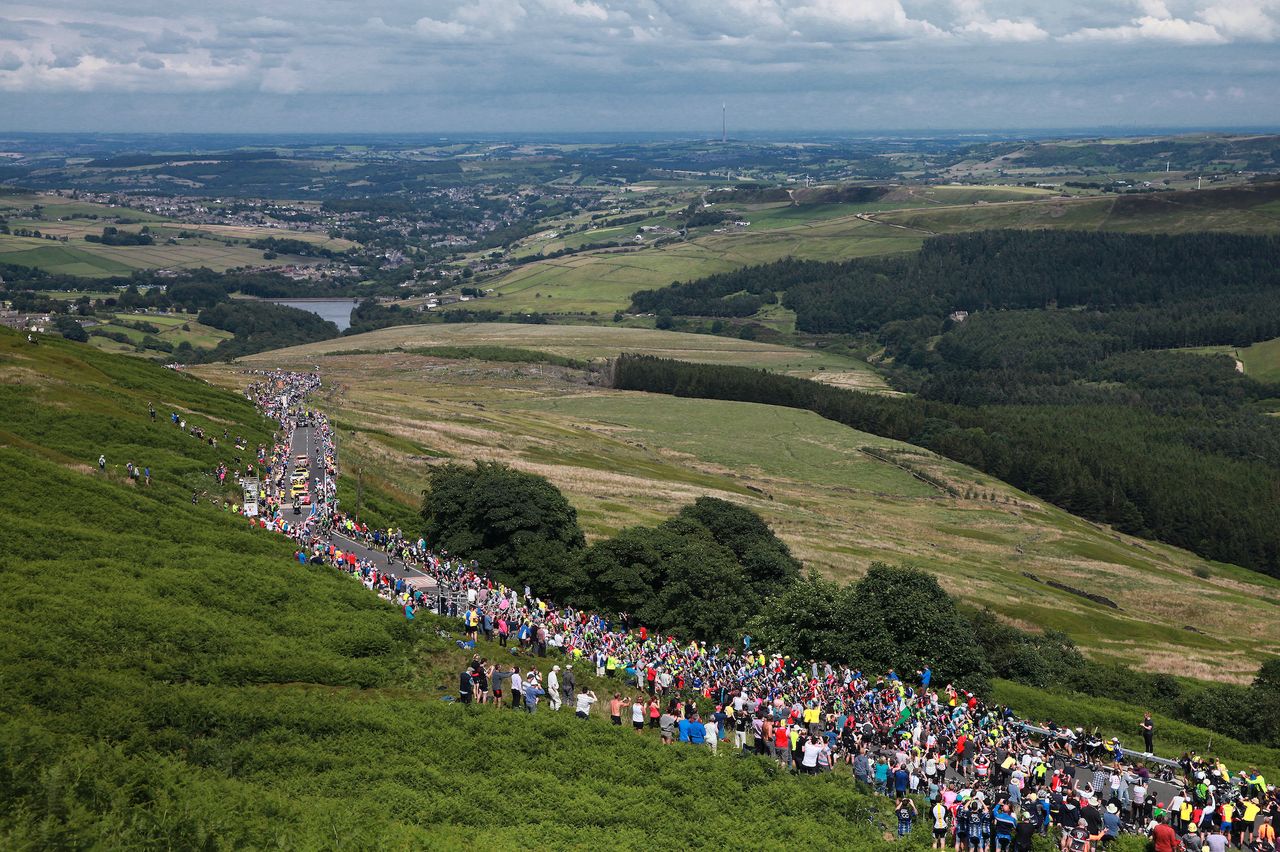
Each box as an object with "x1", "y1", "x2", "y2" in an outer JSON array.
[{"x1": 1141, "y1": 713, "x2": 1155, "y2": 754}]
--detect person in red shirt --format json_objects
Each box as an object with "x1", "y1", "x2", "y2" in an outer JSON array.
[{"x1": 1150, "y1": 815, "x2": 1181, "y2": 852}]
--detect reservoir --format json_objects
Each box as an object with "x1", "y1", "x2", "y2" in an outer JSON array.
[{"x1": 268, "y1": 299, "x2": 359, "y2": 332}]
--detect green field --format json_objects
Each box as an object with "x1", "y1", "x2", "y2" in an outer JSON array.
[
  {"x1": 0, "y1": 231, "x2": 323, "y2": 277},
  {"x1": 477, "y1": 182, "x2": 1280, "y2": 316},
  {"x1": 876, "y1": 182, "x2": 1280, "y2": 235},
  {"x1": 200, "y1": 336, "x2": 1280, "y2": 683},
  {"x1": 0, "y1": 191, "x2": 352, "y2": 275},
  {"x1": 92, "y1": 312, "x2": 233, "y2": 350},
  {"x1": 485, "y1": 216, "x2": 923, "y2": 314},
  {"x1": 1181, "y1": 337, "x2": 1280, "y2": 384},
  {"x1": 246, "y1": 321, "x2": 889, "y2": 381}
]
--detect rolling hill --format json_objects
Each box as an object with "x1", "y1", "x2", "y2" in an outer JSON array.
[
  {"x1": 472, "y1": 181, "x2": 1280, "y2": 316},
  {"x1": 195, "y1": 327, "x2": 1280, "y2": 684},
  {"x1": 0, "y1": 327, "x2": 927, "y2": 848}
]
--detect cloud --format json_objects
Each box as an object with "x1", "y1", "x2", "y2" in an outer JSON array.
[
  {"x1": 1197, "y1": 1, "x2": 1279, "y2": 41},
  {"x1": 1062, "y1": 14, "x2": 1227, "y2": 44},
  {"x1": 957, "y1": 17, "x2": 1048, "y2": 41},
  {"x1": 0, "y1": 0, "x2": 1273, "y2": 129}
]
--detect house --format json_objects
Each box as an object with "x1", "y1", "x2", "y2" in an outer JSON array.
[{"x1": 949, "y1": 310, "x2": 969, "y2": 323}]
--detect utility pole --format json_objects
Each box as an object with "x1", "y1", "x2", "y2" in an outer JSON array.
[{"x1": 722, "y1": 104, "x2": 726, "y2": 144}]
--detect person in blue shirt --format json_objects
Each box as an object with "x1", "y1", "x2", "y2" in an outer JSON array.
[
  {"x1": 894, "y1": 765, "x2": 910, "y2": 797},
  {"x1": 677, "y1": 717, "x2": 693, "y2": 743},
  {"x1": 688, "y1": 715, "x2": 706, "y2": 745},
  {"x1": 993, "y1": 804, "x2": 1017, "y2": 851},
  {"x1": 919, "y1": 666, "x2": 932, "y2": 688},
  {"x1": 522, "y1": 678, "x2": 545, "y2": 714},
  {"x1": 895, "y1": 797, "x2": 918, "y2": 837}
]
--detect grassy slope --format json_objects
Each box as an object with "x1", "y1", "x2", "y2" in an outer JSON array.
[
  {"x1": 876, "y1": 181, "x2": 1280, "y2": 236},
  {"x1": 247, "y1": 321, "x2": 888, "y2": 381},
  {"x1": 0, "y1": 327, "x2": 939, "y2": 849},
  {"x1": 1180, "y1": 337, "x2": 1280, "y2": 384},
  {"x1": 484, "y1": 216, "x2": 924, "y2": 314},
  {"x1": 196, "y1": 345, "x2": 1280, "y2": 684},
  {"x1": 478, "y1": 182, "x2": 1280, "y2": 315}
]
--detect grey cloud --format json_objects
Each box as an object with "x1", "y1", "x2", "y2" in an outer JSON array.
[{"x1": 0, "y1": 0, "x2": 1275, "y2": 129}]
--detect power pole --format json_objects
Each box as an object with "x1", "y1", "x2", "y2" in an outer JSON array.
[{"x1": 722, "y1": 104, "x2": 726, "y2": 144}]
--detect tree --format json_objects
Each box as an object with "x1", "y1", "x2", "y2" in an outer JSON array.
[
  {"x1": 846, "y1": 563, "x2": 989, "y2": 684},
  {"x1": 53, "y1": 316, "x2": 87, "y2": 342},
  {"x1": 675, "y1": 497, "x2": 801, "y2": 601},
  {"x1": 655, "y1": 309, "x2": 674, "y2": 330},
  {"x1": 746, "y1": 572, "x2": 849, "y2": 662},
  {"x1": 420, "y1": 462, "x2": 585, "y2": 594},
  {"x1": 1254, "y1": 657, "x2": 1280, "y2": 694}
]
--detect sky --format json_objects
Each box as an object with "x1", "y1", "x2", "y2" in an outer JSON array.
[{"x1": 0, "y1": 0, "x2": 1277, "y2": 133}]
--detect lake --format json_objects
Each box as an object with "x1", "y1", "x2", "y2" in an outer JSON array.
[{"x1": 269, "y1": 299, "x2": 359, "y2": 332}]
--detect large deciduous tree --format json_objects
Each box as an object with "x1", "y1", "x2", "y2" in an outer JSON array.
[{"x1": 421, "y1": 461, "x2": 586, "y2": 598}]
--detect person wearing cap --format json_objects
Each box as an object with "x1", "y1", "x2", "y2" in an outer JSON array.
[
  {"x1": 1240, "y1": 797, "x2": 1262, "y2": 847},
  {"x1": 547, "y1": 666, "x2": 561, "y2": 711},
  {"x1": 1062, "y1": 817, "x2": 1092, "y2": 852},
  {"x1": 561, "y1": 664, "x2": 575, "y2": 706},
  {"x1": 1181, "y1": 823, "x2": 1204, "y2": 852},
  {"x1": 1080, "y1": 796, "x2": 1103, "y2": 839}
]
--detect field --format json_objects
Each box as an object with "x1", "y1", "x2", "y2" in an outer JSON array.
[
  {"x1": 87, "y1": 311, "x2": 233, "y2": 352},
  {"x1": 477, "y1": 182, "x2": 1280, "y2": 316},
  {"x1": 1181, "y1": 336, "x2": 1280, "y2": 384},
  {"x1": 485, "y1": 216, "x2": 923, "y2": 314},
  {"x1": 0, "y1": 191, "x2": 351, "y2": 276},
  {"x1": 874, "y1": 181, "x2": 1280, "y2": 235},
  {"x1": 196, "y1": 341, "x2": 1280, "y2": 683},
  {"x1": 242, "y1": 321, "x2": 889, "y2": 382}
]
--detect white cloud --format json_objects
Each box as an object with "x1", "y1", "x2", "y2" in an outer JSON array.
[
  {"x1": 1197, "y1": 1, "x2": 1278, "y2": 41},
  {"x1": 1062, "y1": 14, "x2": 1226, "y2": 44},
  {"x1": 957, "y1": 17, "x2": 1048, "y2": 41}
]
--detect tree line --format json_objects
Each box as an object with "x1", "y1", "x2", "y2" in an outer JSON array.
[
  {"x1": 610, "y1": 354, "x2": 1280, "y2": 577},
  {"x1": 419, "y1": 461, "x2": 1280, "y2": 747}
]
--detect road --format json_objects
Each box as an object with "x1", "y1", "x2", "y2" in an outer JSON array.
[{"x1": 287, "y1": 423, "x2": 437, "y2": 589}]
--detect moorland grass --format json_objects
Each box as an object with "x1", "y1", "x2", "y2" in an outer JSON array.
[{"x1": 0, "y1": 328, "x2": 992, "y2": 849}]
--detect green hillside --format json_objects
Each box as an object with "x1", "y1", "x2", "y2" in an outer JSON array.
[
  {"x1": 0, "y1": 328, "x2": 916, "y2": 848},
  {"x1": 475, "y1": 181, "x2": 1280, "y2": 316},
  {"x1": 200, "y1": 339, "x2": 1280, "y2": 684}
]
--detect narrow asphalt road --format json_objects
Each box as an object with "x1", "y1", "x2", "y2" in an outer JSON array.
[{"x1": 287, "y1": 423, "x2": 436, "y2": 588}]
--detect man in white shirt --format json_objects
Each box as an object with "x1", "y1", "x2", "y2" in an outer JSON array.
[
  {"x1": 547, "y1": 666, "x2": 561, "y2": 711},
  {"x1": 575, "y1": 689, "x2": 597, "y2": 719},
  {"x1": 802, "y1": 738, "x2": 823, "y2": 774}
]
